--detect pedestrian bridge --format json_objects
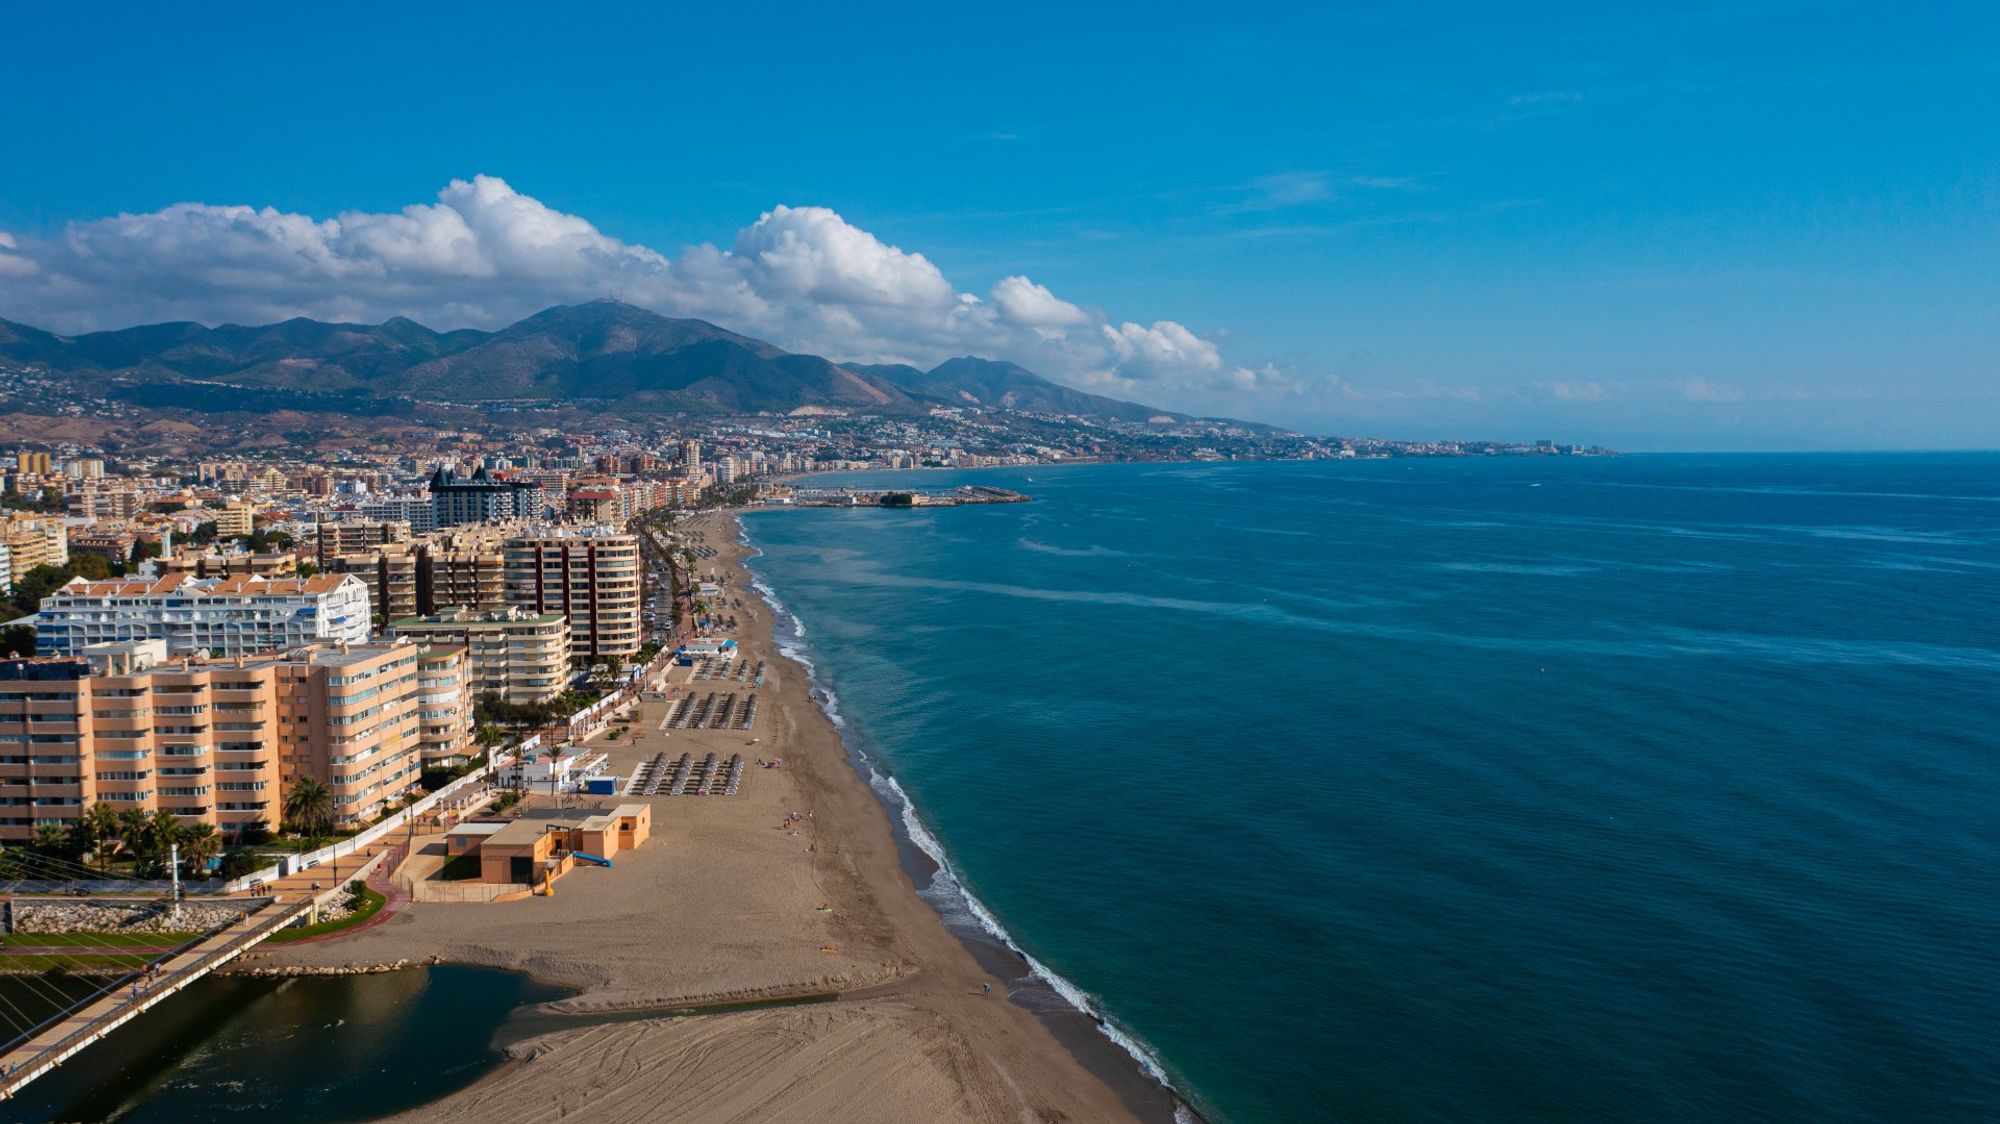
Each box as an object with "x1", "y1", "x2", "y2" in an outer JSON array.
[
  {"x1": 0, "y1": 842, "x2": 402, "y2": 1102},
  {"x1": 0, "y1": 892, "x2": 309, "y2": 1098}
]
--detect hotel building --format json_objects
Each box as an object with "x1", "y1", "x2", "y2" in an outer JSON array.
[{"x1": 33, "y1": 573, "x2": 372, "y2": 658}]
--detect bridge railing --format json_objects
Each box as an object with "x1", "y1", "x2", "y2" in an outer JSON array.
[
  {"x1": 0, "y1": 878, "x2": 225, "y2": 897},
  {"x1": 0, "y1": 894, "x2": 304, "y2": 1095}
]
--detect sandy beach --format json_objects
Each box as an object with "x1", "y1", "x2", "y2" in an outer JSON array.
[{"x1": 246, "y1": 510, "x2": 1160, "y2": 1123}]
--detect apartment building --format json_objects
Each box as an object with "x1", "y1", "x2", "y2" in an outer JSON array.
[
  {"x1": 428, "y1": 465, "x2": 543, "y2": 528},
  {"x1": 33, "y1": 573, "x2": 372, "y2": 658},
  {"x1": 413, "y1": 645, "x2": 475, "y2": 766},
  {"x1": 271, "y1": 641, "x2": 453, "y2": 822},
  {"x1": 358, "y1": 496, "x2": 435, "y2": 534},
  {"x1": 209, "y1": 500, "x2": 257, "y2": 538},
  {"x1": 503, "y1": 527, "x2": 642, "y2": 660},
  {"x1": 0, "y1": 637, "x2": 464, "y2": 841},
  {"x1": 66, "y1": 485, "x2": 143, "y2": 520},
  {"x1": 1, "y1": 516, "x2": 68, "y2": 575},
  {"x1": 156, "y1": 550, "x2": 299, "y2": 579},
  {"x1": 388, "y1": 605, "x2": 569, "y2": 705},
  {"x1": 326, "y1": 526, "x2": 507, "y2": 626},
  {"x1": 310, "y1": 518, "x2": 411, "y2": 569}
]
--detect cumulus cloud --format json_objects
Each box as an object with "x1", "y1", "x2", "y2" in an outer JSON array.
[
  {"x1": 0, "y1": 175, "x2": 1265, "y2": 402},
  {"x1": 989, "y1": 275, "x2": 1090, "y2": 331}
]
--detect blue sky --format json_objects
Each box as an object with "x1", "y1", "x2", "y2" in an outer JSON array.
[{"x1": 1, "y1": 1, "x2": 1995, "y2": 449}]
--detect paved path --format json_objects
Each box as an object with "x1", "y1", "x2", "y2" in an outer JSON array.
[{"x1": 274, "y1": 847, "x2": 410, "y2": 946}]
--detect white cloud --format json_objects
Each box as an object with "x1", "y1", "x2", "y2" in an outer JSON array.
[
  {"x1": 1676, "y1": 376, "x2": 1744, "y2": 402},
  {"x1": 989, "y1": 275, "x2": 1090, "y2": 330},
  {"x1": 729, "y1": 204, "x2": 954, "y2": 310},
  {"x1": 1547, "y1": 379, "x2": 1614, "y2": 401},
  {"x1": 1101, "y1": 320, "x2": 1225, "y2": 380},
  {"x1": 0, "y1": 175, "x2": 1259, "y2": 402}
]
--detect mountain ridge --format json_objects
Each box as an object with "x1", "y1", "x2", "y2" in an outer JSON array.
[{"x1": 0, "y1": 301, "x2": 1235, "y2": 426}]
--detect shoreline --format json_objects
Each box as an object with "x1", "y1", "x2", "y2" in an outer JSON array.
[
  {"x1": 735, "y1": 511, "x2": 1201, "y2": 1122},
  {"x1": 238, "y1": 508, "x2": 1168, "y2": 1123}
]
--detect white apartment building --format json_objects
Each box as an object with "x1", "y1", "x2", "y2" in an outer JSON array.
[
  {"x1": 33, "y1": 572, "x2": 373, "y2": 658},
  {"x1": 358, "y1": 496, "x2": 436, "y2": 534}
]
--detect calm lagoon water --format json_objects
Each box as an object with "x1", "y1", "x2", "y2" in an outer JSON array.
[
  {"x1": 8, "y1": 964, "x2": 565, "y2": 1122},
  {"x1": 742, "y1": 454, "x2": 2000, "y2": 1124}
]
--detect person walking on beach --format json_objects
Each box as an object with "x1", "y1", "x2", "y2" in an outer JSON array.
[{"x1": 982, "y1": 982, "x2": 991, "y2": 996}]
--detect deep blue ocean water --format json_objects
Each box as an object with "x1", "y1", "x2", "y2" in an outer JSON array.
[{"x1": 741, "y1": 454, "x2": 1999, "y2": 1124}]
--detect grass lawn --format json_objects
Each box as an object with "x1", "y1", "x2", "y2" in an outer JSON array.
[
  {"x1": 1, "y1": 931, "x2": 199, "y2": 948},
  {"x1": 0, "y1": 952, "x2": 156, "y2": 971},
  {"x1": 266, "y1": 886, "x2": 386, "y2": 943}
]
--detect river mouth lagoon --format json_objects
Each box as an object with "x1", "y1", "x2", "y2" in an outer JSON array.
[
  {"x1": 7, "y1": 965, "x2": 566, "y2": 1122},
  {"x1": 742, "y1": 453, "x2": 1999, "y2": 1123}
]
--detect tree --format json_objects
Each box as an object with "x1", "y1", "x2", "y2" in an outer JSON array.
[
  {"x1": 4, "y1": 563, "x2": 81, "y2": 620},
  {"x1": 117, "y1": 806, "x2": 151, "y2": 864},
  {"x1": 0, "y1": 624, "x2": 35, "y2": 659},
  {"x1": 69, "y1": 553, "x2": 112, "y2": 580},
  {"x1": 82, "y1": 802, "x2": 122, "y2": 870},
  {"x1": 284, "y1": 775, "x2": 337, "y2": 839},
  {"x1": 218, "y1": 848, "x2": 264, "y2": 880},
  {"x1": 134, "y1": 810, "x2": 182, "y2": 877},
  {"x1": 30, "y1": 823, "x2": 73, "y2": 861},
  {"x1": 176, "y1": 822, "x2": 221, "y2": 878}
]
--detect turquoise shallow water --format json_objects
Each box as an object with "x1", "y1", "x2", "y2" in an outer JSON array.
[{"x1": 742, "y1": 454, "x2": 2000, "y2": 1124}]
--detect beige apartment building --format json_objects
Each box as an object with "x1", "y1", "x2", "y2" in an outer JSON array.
[
  {"x1": 413, "y1": 645, "x2": 475, "y2": 767},
  {"x1": 310, "y1": 519, "x2": 411, "y2": 569},
  {"x1": 0, "y1": 637, "x2": 467, "y2": 842},
  {"x1": 157, "y1": 550, "x2": 299, "y2": 579},
  {"x1": 503, "y1": 528, "x2": 642, "y2": 661},
  {"x1": 210, "y1": 501, "x2": 257, "y2": 538},
  {"x1": 2, "y1": 516, "x2": 68, "y2": 575},
  {"x1": 327, "y1": 525, "x2": 508, "y2": 627},
  {"x1": 389, "y1": 605, "x2": 569, "y2": 705}
]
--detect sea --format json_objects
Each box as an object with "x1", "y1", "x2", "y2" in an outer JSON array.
[{"x1": 739, "y1": 453, "x2": 2000, "y2": 1124}]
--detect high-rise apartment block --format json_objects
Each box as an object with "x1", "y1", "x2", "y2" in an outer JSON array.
[
  {"x1": 0, "y1": 637, "x2": 466, "y2": 842},
  {"x1": 502, "y1": 527, "x2": 642, "y2": 660},
  {"x1": 428, "y1": 465, "x2": 543, "y2": 528},
  {"x1": 389, "y1": 604, "x2": 570, "y2": 705}
]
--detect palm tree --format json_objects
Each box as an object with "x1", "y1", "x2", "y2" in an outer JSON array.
[
  {"x1": 135, "y1": 810, "x2": 181, "y2": 877},
  {"x1": 83, "y1": 802, "x2": 121, "y2": 871},
  {"x1": 176, "y1": 822, "x2": 221, "y2": 879},
  {"x1": 30, "y1": 823, "x2": 70, "y2": 860},
  {"x1": 284, "y1": 775, "x2": 337, "y2": 840},
  {"x1": 117, "y1": 806, "x2": 151, "y2": 864}
]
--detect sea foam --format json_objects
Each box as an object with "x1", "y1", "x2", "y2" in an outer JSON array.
[{"x1": 738, "y1": 514, "x2": 1187, "y2": 1111}]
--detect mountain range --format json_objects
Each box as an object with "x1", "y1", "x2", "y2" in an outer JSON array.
[{"x1": 0, "y1": 301, "x2": 1203, "y2": 425}]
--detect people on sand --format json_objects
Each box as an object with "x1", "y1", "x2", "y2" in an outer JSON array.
[{"x1": 983, "y1": 982, "x2": 992, "y2": 996}]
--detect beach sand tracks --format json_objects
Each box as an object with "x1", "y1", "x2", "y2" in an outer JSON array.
[{"x1": 397, "y1": 1002, "x2": 1018, "y2": 1124}]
